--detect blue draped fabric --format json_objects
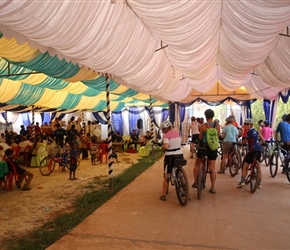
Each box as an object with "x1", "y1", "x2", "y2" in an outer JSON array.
[
  {"x1": 58, "y1": 114, "x2": 65, "y2": 121},
  {"x1": 280, "y1": 90, "x2": 290, "y2": 104},
  {"x1": 245, "y1": 101, "x2": 252, "y2": 118},
  {"x1": 162, "y1": 109, "x2": 169, "y2": 123},
  {"x1": 169, "y1": 103, "x2": 175, "y2": 124},
  {"x1": 40, "y1": 112, "x2": 51, "y2": 124},
  {"x1": 1, "y1": 112, "x2": 6, "y2": 121},
  {"x1": 129, "y1": 107, "x2": 140, "y2": 134},
  {"x1": 92, "y1": 111, "x2": 108, "y2": 125},
  {"x1": 270, "y1": 99, "x2": 276, "y2": 128},
  {"x1": 21, "y1": 113, "x2": 31, "y2": 127},
  {"x1": 263, "y1": 99, "x2": 270, "y2": 121},
  {"x1": 112, "y1": 111, "x2": 123, "y2": 135},
  {"x1": 179, "y1": 106, "x2": 185, "y2": 135}
]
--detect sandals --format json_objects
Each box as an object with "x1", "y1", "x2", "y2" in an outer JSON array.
[
  {"x1": 160, "y1": 195, "x2": 166, "y2": 201},
  {"x1": 209, "y1": 188, "x2": 216, "y2": 194}
]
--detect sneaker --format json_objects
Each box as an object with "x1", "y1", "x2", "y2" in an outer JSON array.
[
  {"x1": 258, "y1": 183, "x2": 262, "y2": 189},
  {"x1": 192, "y1": 182, "x2": 198, "y2": 188},
  {"x1": 237, "y1": 181, "x2": 245, "y2": 188},
  {"x1": 160, "y1": 195, "x2": 166, "y2": 201},
  {"x1": 218, "y1": 169, "x2": 225, "y2": 174}
]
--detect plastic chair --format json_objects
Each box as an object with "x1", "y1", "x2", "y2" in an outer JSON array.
[
  {"x1": 22, "y1": 145, "x2": 32, "y2": 166},
  {"x1": 4, "y1": 158, "x2": 22, "y2": 191},
  {"x1": 99, "y1": 144, "x2": 108, "y2": 164},
  {"x1": 11, "y1": 146, "x2": 21, "y2": 158}
]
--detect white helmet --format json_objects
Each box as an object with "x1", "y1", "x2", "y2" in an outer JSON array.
[
  {"x1": 160, "y1": 120, "x2": 172, "y2": 130},
  {"x1": 244, "y1": 118, "x2": 254, "y2": 124}
]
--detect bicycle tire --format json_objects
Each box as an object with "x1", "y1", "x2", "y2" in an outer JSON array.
[
  {"x1": 197, "y1": 165, "x2": 203, "y2": 200},
  {"x1": 269, "y1": 153, "x2": 278, "y2": 177},
  {"x1": 39, "y1": 155, "x2": 56, "y2": 176},
  {"x1": 229, "y1": 152, "x2": 240, "y2": 177},
  {"x1": 250, "y1": 162, "x2": 259, "y2": 193},
  {"x1": 175, "y1": 167, "x2": 189, "y2": 206},
  {"x1": 264, "y1": 146, "x2": 270, "y2": 166},
  {"x1": 285, "y1": 167, "x2": 290, "y2": 183},
  {"x1": 260, "y1": 148, "x2": 265, "y2": 162}
]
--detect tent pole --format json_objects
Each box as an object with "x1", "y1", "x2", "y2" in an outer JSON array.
[
  {"x1": 31, "y1": 105, "x2": 35, "y2": 138},
  {"x1": 106, "y1": 75, "x2": 113, "y2": 191}
]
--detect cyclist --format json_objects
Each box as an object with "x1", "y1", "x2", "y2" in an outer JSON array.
[
  {"x1": 188, "y1": 116, "x2": 200, "y2": 158},
  {"x1": 218, "y1": 115, "x2": 238, "y2": 174},
  {"x1": 237, "y1": 118, "x2": 263, "y2": 188},
  {"x1": 260, "y1": 120, "x2": 273, "y2": 146},
  {"x1": 275, "y1": 114, "x2": 290, "y2": 173},
  {"x1": 159, "y1": 120, "x2": 183, "y2": 201},
  {"x1": 192, "y1": 109, "x2": 221, "y2": 194}
]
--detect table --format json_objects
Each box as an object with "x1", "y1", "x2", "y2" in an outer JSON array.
[{"x1": 0, "y1": 160, "x2": 8, "y2": 182}]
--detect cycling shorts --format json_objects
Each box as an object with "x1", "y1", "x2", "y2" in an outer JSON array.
[
  {"x1": 163, "y1": 154, "x2": 183, "y2": 174},
  {"x1": 196, "y1": 144, "x2": 217, "y2": 161},
  {"x1": 244, "y1": 150, "x2": 261, "y2": 164}
]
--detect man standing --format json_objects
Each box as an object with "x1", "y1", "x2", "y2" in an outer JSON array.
[{"x1": 192, "y1": 109, "x2": 220, "y2": 194}]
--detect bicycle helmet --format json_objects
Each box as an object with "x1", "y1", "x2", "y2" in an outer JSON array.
[
  {"x1": 204, "y1": 109, "x2": 214, "y2": 119},
  {"x1": 244, "y1": 118, "x2": 254, "y2": 124},
  {"x1": 214, "y1": 119, "x2": 220, "y2": 124},
  {"x1": 160, "y1": 120, "x2": 172, "y2": 130},
  {"x1": 282, "y1": 114, "x2": 287, "y2": 120},
  {"x1": 264, "y1": 120, "x2": 271, "y2": 125},
  {"x1": 225, "y1": 115, "x2": 235, "y2": 122}
]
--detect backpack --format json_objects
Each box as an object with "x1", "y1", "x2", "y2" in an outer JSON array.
[{"x1": 206, "y1": 122, "x2": 219, "y2": 151}]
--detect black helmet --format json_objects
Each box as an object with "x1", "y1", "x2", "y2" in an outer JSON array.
[{"x1": 204, "y1": 109, "x2": 214, "y2": 119}]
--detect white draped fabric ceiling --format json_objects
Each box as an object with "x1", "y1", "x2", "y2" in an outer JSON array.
[{"x1": 0, "y1": 0, "x2": 290, "y2": 107}]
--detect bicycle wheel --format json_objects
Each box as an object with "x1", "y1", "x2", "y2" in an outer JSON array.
[
  {"x1": 264, "y1": 146, "x2": 270, "y2": 166},
  {"x1": 39, "y1": 156, "x2": 56, "y2": 176},
  {"x1": 229, "y1": 152, "x2": 240, "y2": 177},
  {"x1": 269, "y1": 153, "x2": 278, "y2": 177},
  {"x1": 250, "y1": 162, "x2": 259, "y2": 193},
  {"x1": 285, "y1": 166, "x2": 290, "y2": 183},
  {"x1": 260, "y1": 147, "x2": 265, "y2": 162},
  {"x1": 175, "y1": 167, "x2": 189, "y2": 206},
  {"x1": 197, "y1": 165, "x2": 203, "y2": 200}
]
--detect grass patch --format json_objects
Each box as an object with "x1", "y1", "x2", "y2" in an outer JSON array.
[{"x1": 2, "y1": 149, "x2": 163, "y2": 250}]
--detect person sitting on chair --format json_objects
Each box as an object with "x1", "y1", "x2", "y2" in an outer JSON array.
[
  {"x1": 128, "y1": 129, "x2": 139, "y2": 149},
  {"x1": 5, "y1": 149, "x2": 33, "y2": 191}
]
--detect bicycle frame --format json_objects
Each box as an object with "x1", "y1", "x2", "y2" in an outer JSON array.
[{"x1": 197, "y1": 148, "x2": 210, "y2": 200}]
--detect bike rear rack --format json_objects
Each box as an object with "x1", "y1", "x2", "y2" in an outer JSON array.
[{"x1": 174, "y1": 158, "x2": 187, "y2": 166}]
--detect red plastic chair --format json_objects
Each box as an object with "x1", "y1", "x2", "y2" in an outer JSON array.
[
  {"x1": 22, "y1": 145, "x2": 32, "y2": 166},
  {"x1": 99, "y1": 144, "x2": 108, "y2": 164},
  {"x1": 4, "y1": 158, "x2": 22, "y2": 191},
  {"x1": 11, "y1": 146, "x2": 21, "y2": 158}
]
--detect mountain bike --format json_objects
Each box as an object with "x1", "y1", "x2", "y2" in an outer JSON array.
[
  {"x1": 269, "y1": 142, "x2": 290, "y2": 181},
  {"x1": 167, "y1": 157, "x2": 190, "y2": 206},
  {"x1": 39, "y1": 154, "x2": 80, "y2": 176},
  {"x1": 227, "y1": 143, "x2": 242, "y2": 177},
  {"x1": 242, "y1": 152, "x2": 261, "y2": 193},
  {"x1": 260, "y1": 142, "x2": 271, "y2": 166},
  {"x1": 197, "y1": 147, "x2": 210, "y2": 200}
]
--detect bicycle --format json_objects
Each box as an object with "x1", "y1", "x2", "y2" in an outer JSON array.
[
  {"x1": 196, "y1": 147, "x2": 211, "y2": 200},
  {"x1": 226, "y1": 142, "x2": 242, "y2": 177},
  {"x1": 166, "y1": 157, "x2": 190, "y2": 206},
  {"x1": 241, "y1": 151, "x2": 261, "y2": 193},
  {"x1": 39, "y1": 154, "x2": 80, "y2": 176},
  {"x1": 269, "y1": 142, "x2": 290, "y2": 180},
  {"x1": 260, "y1": 142, "x2": 271, "y2": 166}
]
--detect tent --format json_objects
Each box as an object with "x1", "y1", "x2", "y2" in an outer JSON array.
[{"x1": 0, "y1": 1, "x2": 290, "y2": 109}]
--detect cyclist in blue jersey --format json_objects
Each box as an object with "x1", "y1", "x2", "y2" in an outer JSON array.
[{"x1": 237, "y1": 118, "x2": 263, "y2": 188}]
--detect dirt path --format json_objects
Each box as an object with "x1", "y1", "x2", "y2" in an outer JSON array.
[
  {"x1": 0, "y1": 151, "x2": 141, "y2": 247},
  {"x1": 48, "y1": 146, "x2": 290, "y2": 250}
]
